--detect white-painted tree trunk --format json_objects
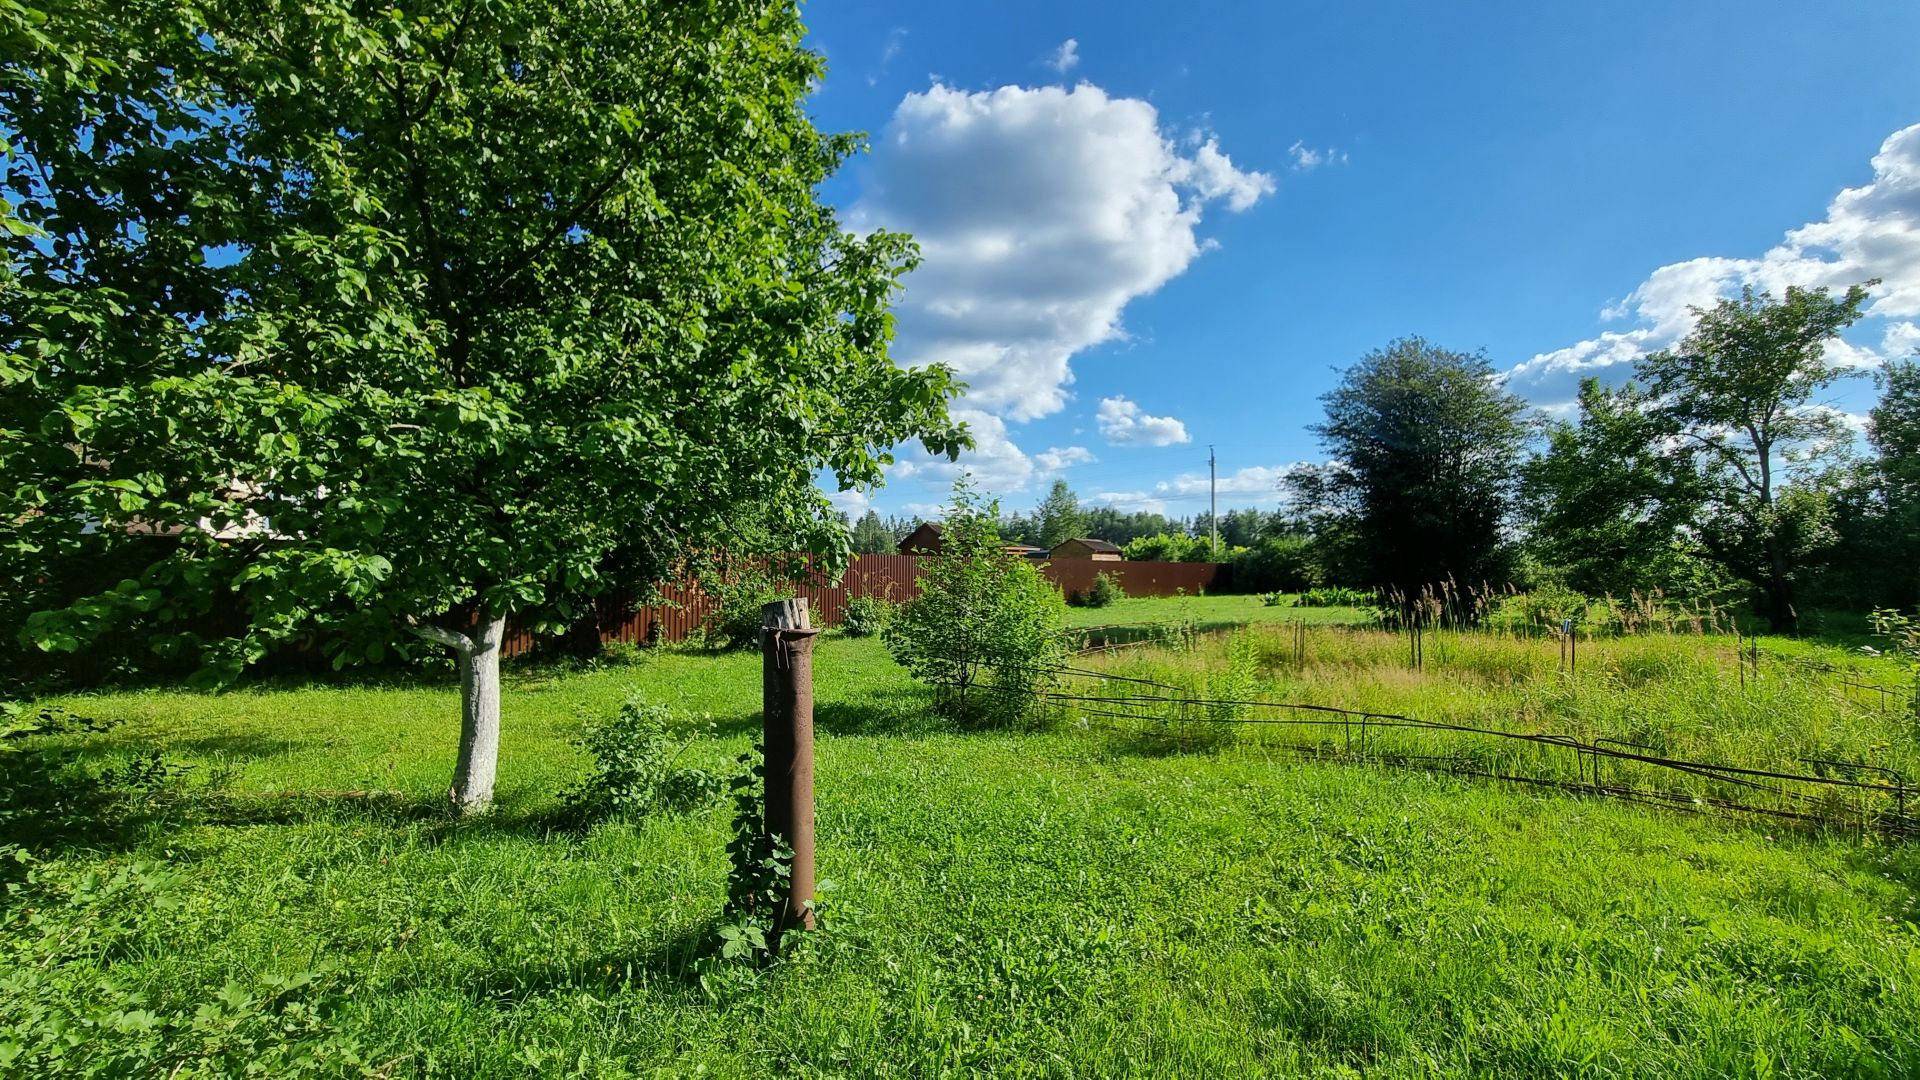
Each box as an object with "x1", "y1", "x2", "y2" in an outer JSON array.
[
  {"x1": 449, "y1": 615, "x2": 507, "y2": 815},
  {"x1": 409, "y1": 614, "x2": 508, "y2": 816}
]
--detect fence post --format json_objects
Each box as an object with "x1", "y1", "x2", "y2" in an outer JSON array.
[{"x1": 761, "y1": 598, "x2": 821, "y2": 940}]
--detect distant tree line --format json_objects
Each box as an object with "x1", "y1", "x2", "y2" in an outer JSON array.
[
  {"x1": 846, "y1": 281, "x2": 1916, "y2": 630},
  {"x1": 1287, "y1": 282, "x2": 1917, "y2": 630}
]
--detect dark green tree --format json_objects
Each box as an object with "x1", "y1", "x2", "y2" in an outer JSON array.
[
  {"x1": 1872, "y1": 358, "x2": 1920, "y2": 512},
  {"x1": 1032, "y1": 479, "x2": 1084, "y2": 550},
  {"x1": 2, "y1": 0, "x2": 964, "y2": 813},
  {"x1": 1081, "y1": 506, "x2": 1179, "y2": 545},
  {"x1": 1217, "y1": 508, "x2": 1267, "y2": 548},
  {"x1": 849, "y1": 510, "x2": 896, "y2": 555},
  {"x1": 1864, "y1": 356, "x2": 1920, "y2": 606},
  {"x1": 1293, "y1": 338, "x2": 1529, "y2": 592},
  {"x1": 1521, "y1": 379, "x2": 1706, "y2": 596},
  {"x1": 1635, "y1": 284, "x2": 1871, "y2": 630}
]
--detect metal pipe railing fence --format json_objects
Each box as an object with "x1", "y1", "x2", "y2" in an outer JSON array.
[{"x1": 930, "y1": 651, "x2": 1918, "y2": 838}]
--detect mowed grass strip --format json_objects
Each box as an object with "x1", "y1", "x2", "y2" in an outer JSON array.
[{"x1": 25, "y1": 630, "x2": 1920, "y2": 1077}]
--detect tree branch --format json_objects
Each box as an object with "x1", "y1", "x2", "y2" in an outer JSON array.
[
  {"x1": 405, "y1": 618, "x2": 474, "y2": 654},
  {"x1": 1680, "y1": 429, "x2": 1760, "y2": 495},
  {"x1": 477, "y1": 135, "x2": 650, "y2": 299}
]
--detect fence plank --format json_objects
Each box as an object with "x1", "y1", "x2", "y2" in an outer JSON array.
[{"x1": 499, "y1": 554, "x2": 1232, "y2": 658}]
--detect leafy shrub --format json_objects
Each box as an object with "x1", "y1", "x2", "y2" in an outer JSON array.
[
  {"x1": 0, "y1": 849, "x2": 367, "y2": 1076},
  {"x1": 1069, "y1": 572, "x2": 1126, "y2": 609},
  {"x1": 560, "y1": 696, "x2": 724, "y2": 823},
  {"x1": 1296, "y1": 586, "x2": 1371, "y2": 608},
  {"x1": 885, "y1": 480, "x2": 1069, "y2": 727},
  {"x1": 704, "y1": 570, "x2": 783, "y2": 650},
  {"x1": 1257, "y1": 591, "x2": 1295, "y2": 607},
  {"x1": 1121, "y1": 532, "x2": 1215, "y2": 563},
  {"x1": 1230, "y1": 535, "x2": 1319, "y2": 593},
  {"x1": 839, "y1": 595, "x2": 895, "y2": 637},
  {"x1": 1864, "y1": 608, "x2": 1920, "y2": 724}
]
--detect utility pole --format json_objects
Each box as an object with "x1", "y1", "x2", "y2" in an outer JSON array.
[{"x1": 1209, "y1": 444, "x2": 1218, "y2": 557}]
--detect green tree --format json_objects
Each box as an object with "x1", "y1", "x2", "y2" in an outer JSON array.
[
  {"x1": 849, "y1": 510, "x2": 896, "y2": 555},
  {"x1": 1865, "y1": 357, "x2": 1920, "y2": 605},
  {"x1": 1121, "y1": 532, "x2": 1212, "y2": 563},
  {"x1": 1081, "y1": 506, "x2": 1178, "y2": 546},
  {"x1": 1635, "y1": 284, "x2": 1871, "y2": 630},
  {"x1": 883, "y1": 480, "x2": 1067, "y2": 726},
  {"x1": 2, "y1": 0, "x2": 964, "y2": 813},
  {"x1": 1872, "y1": 358, "x2": 1920, "y2": 512},
  {"x1": 1521, "y1": 379, "x2": 1706, "y2": 596},
  {"x1": 1294, "y1": 338, "x2": 1529, "y2": 592},
  {"x1": 1033, "y1": 479, "x2": 1084, "y2": 550},
  {"x1": 1216, "y1": 508, "x2": 1267, "y2": 549}
]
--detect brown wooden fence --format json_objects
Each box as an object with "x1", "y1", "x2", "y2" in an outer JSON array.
[{"x1": 500, "y1": 555, "x2": 1232, "y2": 658}]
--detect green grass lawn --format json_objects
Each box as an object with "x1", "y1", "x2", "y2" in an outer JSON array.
[
  {"x1": 11, "y1": 606, "x2": 1920, "y2": 1076},
  {"x1": 1063, "y1": 591, "x2": 1372, "y2": 631}
]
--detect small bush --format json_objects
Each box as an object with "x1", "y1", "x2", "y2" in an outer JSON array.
[
  {"x1": 1257, "y1": 591, "x2": 1295, "y2": 607},
  {"x1": 885, "y1": 480, "x2": 1069, "y2": 727},
  {"x1": 1296, "y1": 586, "x2": 1371, "y2": 608},
  {"x1": 561, "y1": 696, "x2": 724, "y2": 822},
  {"x1": 1121, "y1": 532, "x2": 1215, "y2": 563},
  {"x1": 705, "y1": 571, "x2": 783, "y2": 650},
  {"x1": 839, "y1": 595, "x2": 895, "y2": 637},
  {"x1": 1069, "y1": 572, "x2": 1126, "y2": 609}
]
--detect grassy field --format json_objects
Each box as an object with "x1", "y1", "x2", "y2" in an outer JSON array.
[
  {"x1": 1062, "y1": 591, "x2": 1372, "y2": 630},
  {"x1": 10, "y1": 604, "x2": 1920, "y2": 1076}
]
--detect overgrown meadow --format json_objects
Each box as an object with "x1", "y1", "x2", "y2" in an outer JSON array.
[{"x1": 7, "y1": 598, "x2": 1920, "y2": 1077}]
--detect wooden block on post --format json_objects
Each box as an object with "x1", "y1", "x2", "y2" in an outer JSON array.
[{"x1": 761, "y1": 597, "x2": 811, "y2": 635}]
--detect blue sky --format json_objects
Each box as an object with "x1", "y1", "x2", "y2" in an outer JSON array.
[{"x1": 801, "y1": 2, "x2": 1920, "y2": 521}]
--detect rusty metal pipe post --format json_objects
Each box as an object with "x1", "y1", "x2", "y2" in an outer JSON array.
[{"x1": 761, "y1": 599, "x2": 821, "y2": 940}]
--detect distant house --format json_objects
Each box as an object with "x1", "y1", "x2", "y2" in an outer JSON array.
[
  {"x1": 897, "y1": 522, "x2": 943, "y2": 554},
  {"x1": 897, "y1": 523, "x2": 1050, "y2": 559},
  {"x1": 1050, "y1": 537, "x2": 1123, "y2": 561}
]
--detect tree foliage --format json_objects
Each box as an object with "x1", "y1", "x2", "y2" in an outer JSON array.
[
  {"x1": 1121, "y1": 532, "x2": 1216, "y2": 563},
  {"x1": 848, "y1": 510, "x2": 897, "y2": 555},
  {"x1": 1, "y1": 0, "x2": 963, "y2": 808},
  {"x1": 883, "y1": 480, "x2": 1066, "y2": 727},
  {"x1": 1080, "y1": 506, "x2": 1180, "y2": 546},
  {"x1": 1634, "y1": 284, "x2": 1871, "y2": 629},
  {"x1": 1860, "y1": 357, "x2": 1920, "y2": 607},
  {"x1": 1032, "y1": 479, "x2": 1085, "y2": 551},
  {"x1": 1294, "y1": 337, "x2": 1529, "y2": 592},
  {"x1": 1522, "y1": 379, "x2": 1708, "y2": 596}
]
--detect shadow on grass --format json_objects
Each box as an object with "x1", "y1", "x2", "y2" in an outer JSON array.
[
  {"x1": 462, "y1": 916, "x2": 729, "y2": 1003},
  {"x1": 56, "y1": 732, "x2": 309, "y2": 768},
  {"x1": 1094, "y1": 725, "x2": 1240, "y2": 760},
  {"x1": 1074, "y1": 621, "x2": 1246, "y2": 651},
  {"x1": 196, "y1": 788, "x2": 446, "y2": 828},
  {"x1": 703, "y1": 690, "x2": 950, "y2": 740}
]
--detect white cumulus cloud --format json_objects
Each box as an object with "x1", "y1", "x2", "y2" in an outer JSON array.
[
  {"x1": 1047, "y1": 38, "x2": 1080, "y2": 73},
  {"x1": 1088, "y1": 463, "x2": 1307, "y2": 516},
  {"x1": 1509, "y1": 122, "x2": 1920, "y2": 406},
  {"x1": 1155, "y1": 463, "x2": 1305, "y2": 499},
  {"x1": 1097, "y1": 395, "x2": 1191, "y2": 446},
  {"x1": 853, "y1": 81, "x2": 1273, "y2": 426},
  {"x1": 890, "y1": 408, "x2": 1034, "y2": 495},
  {"x1": 1087, "y1": 490, "x2": 1168, "y2": 515},
  {"x1": 1034, "y1": 445, "x2": 1097, "y2": 472}
]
